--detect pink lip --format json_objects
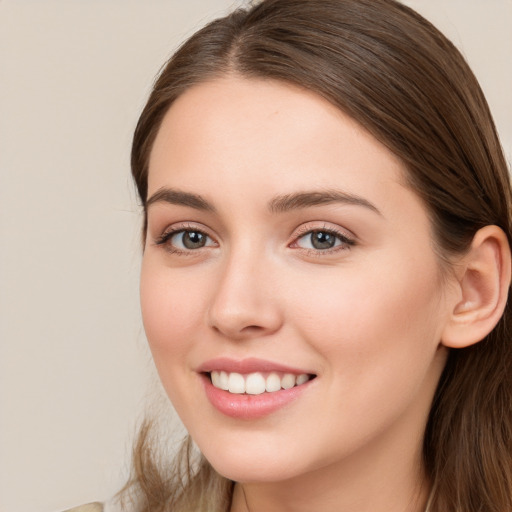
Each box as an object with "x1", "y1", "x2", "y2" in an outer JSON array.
[
  {"x1": 197, "y1": 357, "x2": 313, "y2": 375},
  {"x1": 197, "y1": 358, "x2": 316, "y2": 420},
  {"x1": 201, "y1": 375, "x2": 313, "y2": 420}
]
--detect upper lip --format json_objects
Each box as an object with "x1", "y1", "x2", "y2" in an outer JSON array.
[{"x1": 197, "y1": 357, "x2": 315, "y2": 375}]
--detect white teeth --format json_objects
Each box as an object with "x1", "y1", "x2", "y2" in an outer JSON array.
[
  {"x1": 210, "y1": 371, "x2": 311, "y2": 394},
  {"x1": 296, "y1": 374, "x2": 309, "y2": 386},
  {"x1": 219, "y1": 371, "x2": 229, "y2": 390},
  {"x1": 211, "y1": 371, "x2": 222, "y2": 388},
  {"x1": 228, "y1": 372, "x2": 245, "y2": 394},
  {"x1": 245, "y1": 373, "x2": 266, "y2": 395},
  {"x1": 265, "y1": 372, "x2": 281, "y2": 392},
  {"x1": 281, "y1": 373, "x2": 296, "y2": 389}
]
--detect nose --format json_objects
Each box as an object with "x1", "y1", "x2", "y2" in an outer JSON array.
[{"x1": 207, "y1": 251, "x2": 283, "y2": 340}]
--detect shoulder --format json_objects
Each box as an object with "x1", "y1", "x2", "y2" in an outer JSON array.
[{"x1": 62, "y1": 503, "x2": 104, "y2": 512}]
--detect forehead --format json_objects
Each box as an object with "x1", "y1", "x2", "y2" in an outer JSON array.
[{"x1": 148, "y1": 76, "x2": 409, "y2": 215}]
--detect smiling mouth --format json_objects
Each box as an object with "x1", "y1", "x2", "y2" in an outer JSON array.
[{"x1": 206, "y1": 371, "x2": 316, "y2": 395}]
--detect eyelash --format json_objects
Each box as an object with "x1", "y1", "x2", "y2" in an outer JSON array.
[
  {"x1": 291, "y1": 224, "x2": 356, "y2": 256},
  {"x1": 154, "y1": 224, "x2": 216, "y2": 256},
  {"x1": 153, "y1": 224, "x2": 356, "y2": 256}
]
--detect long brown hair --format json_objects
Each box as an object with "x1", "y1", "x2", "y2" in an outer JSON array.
[{"x1": 127, "y1": 1, "x2": 512, "y2": 510}]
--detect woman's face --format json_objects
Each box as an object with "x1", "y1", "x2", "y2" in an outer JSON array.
[{"x1": 141, "y1": 77, "x2": 453, "y2": 484}]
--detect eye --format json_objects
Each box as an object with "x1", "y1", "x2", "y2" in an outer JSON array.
[
  {"x1": 294, "y1": 229, "x2": 354, "y2": 251},
  {"x1": 172, "y1": 230, "x2": 211, "y2": 250},
  {"x1": 156, "y1": 228, "x2": 216, "y2": 252}
]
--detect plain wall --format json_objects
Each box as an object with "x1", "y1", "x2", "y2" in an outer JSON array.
[{"x1": 0, "y1": 2, "x2": 510, "y2": 512}]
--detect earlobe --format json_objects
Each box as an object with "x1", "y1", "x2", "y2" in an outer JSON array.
[{"x1": 441, "y1": 225, "x2": 511, "y2": 349}]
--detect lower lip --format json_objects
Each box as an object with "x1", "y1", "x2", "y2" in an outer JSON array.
[{"x1": 202, "y1": 374, "x2": 313, "y2": 420}]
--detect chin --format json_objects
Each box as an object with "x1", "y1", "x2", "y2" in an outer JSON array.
[
  {"x1": 209, "y1": 458, "x2": 301, "y2": 484},
  {"x1": 196, "y1": 435, "x2": 312, "y2": 483}
]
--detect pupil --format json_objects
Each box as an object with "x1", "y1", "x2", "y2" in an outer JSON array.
[
  {"x1": 311, "y1": 231, "x2": 335, "y2": 250},
  {"x1": 183, "y1": 231, "x2": 205, "y2": 249}
]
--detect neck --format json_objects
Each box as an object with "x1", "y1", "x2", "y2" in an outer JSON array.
[
  {"x1": 232, "y1": 466, "x2": 429, "y2": 512},
  {"x1": 230, "y1": 423, "x2": 430, "y2": 512}
]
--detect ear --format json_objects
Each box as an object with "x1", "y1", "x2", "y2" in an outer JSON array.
[{"x1": 441, "y1": 225, "x2": 511, "y2": 349}]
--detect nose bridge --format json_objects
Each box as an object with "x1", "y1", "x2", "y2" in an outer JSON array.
[{"x1": 207, "y1": 241, "x2": 282, "y2": 339}]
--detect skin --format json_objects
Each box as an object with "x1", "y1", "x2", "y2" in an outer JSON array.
[{"x1": 140, "y1": 77, "x2": 459, "y2": 512}]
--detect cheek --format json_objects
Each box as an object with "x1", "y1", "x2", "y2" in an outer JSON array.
[
  {"x1": 283, "y1": 255, "x2": 446, "y2": 448},
  {"x1": 289, "y1": 253, "x2": 444, "y2": 377},
  {"x1": 140, "y1": 260, "x2": 207, "y2": 361},
  {"x1": 139, "y1": 260, "x2": 214, "y2": 419}
]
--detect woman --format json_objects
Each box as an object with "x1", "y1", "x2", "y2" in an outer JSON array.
[{"x1": 73, "y1": 0, "x2": 512, "y2": 510}]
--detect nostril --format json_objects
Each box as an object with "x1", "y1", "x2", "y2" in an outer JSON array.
[{"x1": 242, "y1": 325, "x2": 265, "y2": 332}]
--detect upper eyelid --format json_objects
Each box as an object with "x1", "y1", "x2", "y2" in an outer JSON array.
[
  {"x1": 292, "y1": 222, "x2": 356, "y2": 240},
  {"x1": 289, "y1": 223, "x2": 357, "y2": 253},
  {"x1": 158, "y1": 222, "x2": 215, "y2": 238},
  {"x1": 152, "y1": 221, "x2": 356, "y2": 247},
  {"x1": 153, "y1": 223, "x2": 218, "y2": 248}
]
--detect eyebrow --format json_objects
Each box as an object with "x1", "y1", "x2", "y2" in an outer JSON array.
[
  {"x1": 145, "y1": 187, "x2": 381, "y2": 216},
  {"x1": 268, "y1": 190, "x2": 382, "y2": 215},
  {"x1": 146, "y1": 188, "x2": 216, "y2": 212}
]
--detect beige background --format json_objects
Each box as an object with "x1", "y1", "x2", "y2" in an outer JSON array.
[{"x1": 0, "y1": 1, "x2": 510, "y2": 512}]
